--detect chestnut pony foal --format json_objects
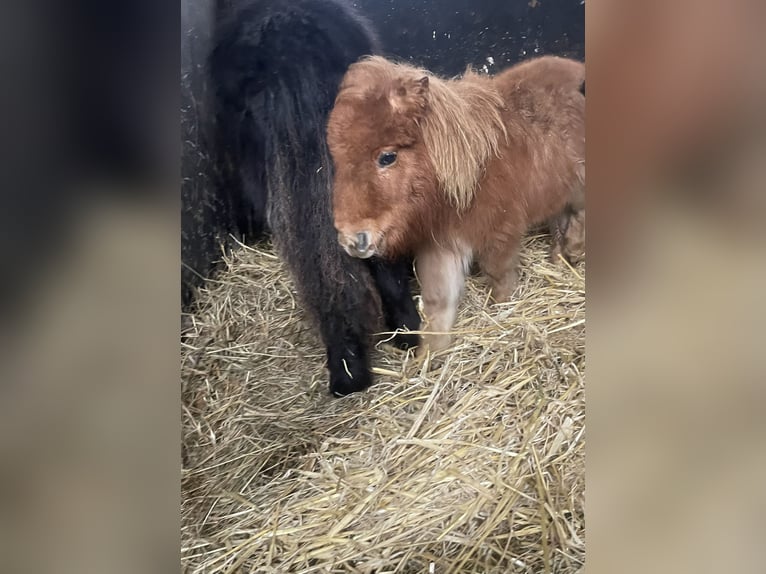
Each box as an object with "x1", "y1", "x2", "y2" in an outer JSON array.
[{"x1": 328, "y1": 56, "x2": 585, "y2": 352}]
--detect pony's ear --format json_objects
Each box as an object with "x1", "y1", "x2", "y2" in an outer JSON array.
[{"x1": 390, "y1": 75, "x2": 429, "y2": 115}]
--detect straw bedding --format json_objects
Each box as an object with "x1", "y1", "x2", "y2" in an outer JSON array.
[{"x1": 181, "y1": 235, "x2": 585, "y2": 573}]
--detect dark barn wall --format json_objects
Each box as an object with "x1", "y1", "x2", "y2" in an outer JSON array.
[
  {"x1": 181, "y1": 0, "x2": 229, "y2": 307},
  {"x1": 180, "y1": 0, "x2": 585, "y2": 307},
  {"x1": 355, "y1": 0, "x2": 585, "y2": 76}
]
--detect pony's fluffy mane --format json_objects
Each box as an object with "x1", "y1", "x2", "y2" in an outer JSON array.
[{"x1": 350, "y1": 56, "x2": 508, "y2": 211}]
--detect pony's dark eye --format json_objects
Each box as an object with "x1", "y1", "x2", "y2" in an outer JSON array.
[{"x1": 377, "y1": 151, "x2": 397, "y2": 168}]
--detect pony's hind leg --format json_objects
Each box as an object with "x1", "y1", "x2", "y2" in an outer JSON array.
[
  {"x1": 480, "y1": 242, "x2": 521, "y2": 302},
  {"x1": 562, "y1": 209, "x2": 585, "y2": 264},
  {"x1": 548, "y1": 207, "x2": 585, "y2": 265},
  {"x1": 366, "y1": 256, "x2": 421, "y2": 350},
  {"x1": 549, "y1": 210, "x2": 571, "y2": 264},
  {"x1": 416, "y1": 245, "x2": 470, "y2": 355}
]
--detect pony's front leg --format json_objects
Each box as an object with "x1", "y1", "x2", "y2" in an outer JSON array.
[
  {"x1": 366, "y1": 256, "x2": 421, "y2": 350},
  {"x1": 415, "y1": 245, "x2": 469, "y2": 355}
]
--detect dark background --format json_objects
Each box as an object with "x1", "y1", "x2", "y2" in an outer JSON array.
[{"x1": 356, "y1": 0, "x2": 584, "y2": 75}]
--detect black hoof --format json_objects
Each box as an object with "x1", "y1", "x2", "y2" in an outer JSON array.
[
  {"x1": 329, "y1": 366, "x2": 372, "y2": 396},
  {"x1": 327, "y1": 346, "x2": 372, "y2": 396},
  {"x1": 391, "y1": 331, "x2": 420, "y2": 350}
]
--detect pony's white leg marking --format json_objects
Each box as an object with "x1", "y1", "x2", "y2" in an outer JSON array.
[{"x1": 416, "y1": 244, "x2": 471, "y2": 354}]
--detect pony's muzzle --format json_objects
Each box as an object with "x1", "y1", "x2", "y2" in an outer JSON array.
[
  {"x1": 338, "y1": 230, "x2": 376, "y2": 258},
  {"x1": 355, "y1": 232, "x2": 369, "y2": 252}
]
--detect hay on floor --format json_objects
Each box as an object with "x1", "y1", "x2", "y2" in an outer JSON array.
[{"x1": 182, "y1": 235, "x2": 584, "y2": 573}]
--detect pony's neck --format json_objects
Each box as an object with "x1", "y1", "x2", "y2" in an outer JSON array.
[{"x1": 422, "y1": 72, "x2": 507, "y2": 212}]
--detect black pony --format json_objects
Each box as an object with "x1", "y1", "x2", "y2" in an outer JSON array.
[{"x1": 182, "y1": 0, "x2": 420, "y2": 395}]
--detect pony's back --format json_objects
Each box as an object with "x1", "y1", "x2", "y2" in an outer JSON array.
[
  {"x1": 493, "y1": 55, "x2": 585, "y2": 206},
  {"x1": 496, "y1": 55, "x2": 585, "y2": 94}
]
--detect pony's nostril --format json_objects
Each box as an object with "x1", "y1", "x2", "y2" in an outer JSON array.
[{"x1": 355, "y1": 231, "x2": 370, "y2": 252}]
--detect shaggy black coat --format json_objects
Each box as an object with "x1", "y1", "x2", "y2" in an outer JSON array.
[{"x1": 183, "y1": 0, "x2": 420, "y2": 395}]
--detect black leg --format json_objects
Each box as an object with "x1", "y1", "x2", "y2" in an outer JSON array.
[
  {"x1": 323, "y1": 321, "x2": 373, "y2": 396},
  {"x1": 367, "y1": 257, "x2": 421, "y2": 350},
  {"x1": 279, "y1": 250, "x2": 378, "y2": 397},
  {"x1": 269, "y1": 219, "x2": 382, "y2": 397}
]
